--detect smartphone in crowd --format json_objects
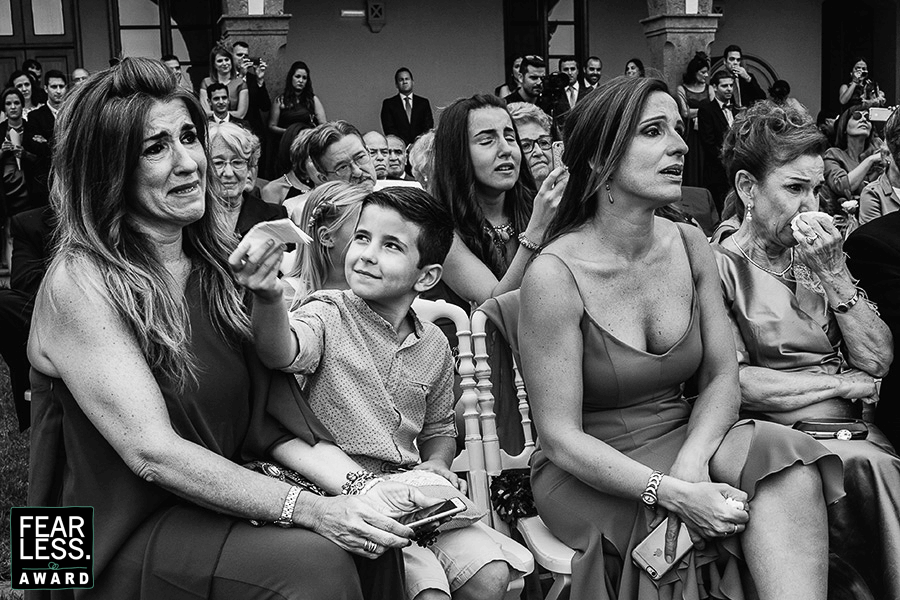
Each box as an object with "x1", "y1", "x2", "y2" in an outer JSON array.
[
  {"x1": 551, "y1": 141, "x2": 565, "y2": 170},
  {"x1": 398, "y1": 497, "x2": 466, "y2": 531},
  {"x1": 631, "y1": 517, "x2": 693, "y2": 580}
]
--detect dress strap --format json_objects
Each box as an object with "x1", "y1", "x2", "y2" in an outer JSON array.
[
  {"x1": 674, "y1": 223, "x2": 698, "y2": 284},
  {"x1": 538, "y1": 252, "x2": 588, "y2": 309}
]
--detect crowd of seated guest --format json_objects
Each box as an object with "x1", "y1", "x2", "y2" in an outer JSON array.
[{"x1": 2, "y1": 37, "x2": 898, "y2": 600}]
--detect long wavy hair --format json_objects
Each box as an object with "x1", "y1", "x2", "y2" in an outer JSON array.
[
  {"x1": 543, "y1": 76, "x2": 669, "y2": 245},
  {"x1": 433, "y1": 94, "x2": 536, "y2": 277},
  {"x1": 50, "y1": 57, "x2": 250, "y2": 390},
  {"x1": 280, "y1": 61, "x2": 316, "y2": 121},
  {"x1": 285, "y1": 181, "x2": 366, "y2": 305}
]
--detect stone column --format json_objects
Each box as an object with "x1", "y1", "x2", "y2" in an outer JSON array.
[
  {"x1": 219, "y1": 0, "x2": 292, "y2": 99},
  {"x1": 641, "y1": 0, "x2": 721, "y2": 93}
]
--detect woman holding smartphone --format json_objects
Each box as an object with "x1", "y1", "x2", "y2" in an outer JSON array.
[{"x1": 519, "y1": 76, "x2": 843, "y2": 600}]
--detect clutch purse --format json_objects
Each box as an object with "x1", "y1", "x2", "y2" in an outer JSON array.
[{"x1": 792, "y1": 418, "x2": 868, "y2": 441}]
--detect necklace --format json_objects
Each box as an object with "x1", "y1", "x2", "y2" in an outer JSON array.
[
  {"x1": 732, "y1": 238, "x2": 794, "y2": 278},
  {"x1": 483, "y1": 221, "x2": 516, "y2": 245}
]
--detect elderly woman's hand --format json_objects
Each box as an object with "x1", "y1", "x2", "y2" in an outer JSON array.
[
  {"x1": 523, "y1": 166, "x2": 568, "y2": 242},
  {"x1": 229, "y1": 237, "x2": 285, "y2": 303},
  {"x1": 792, "y1": 215, "x2": 848, "y2": 282},
  {"x1": 306, "y1": 486, "x2": 414, "y2": 558}
]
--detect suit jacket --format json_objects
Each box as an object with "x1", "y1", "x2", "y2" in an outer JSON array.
[
  {"x1": 845, "y1": 212, "x2": 900, "y2": 449},
  {"x1": 236, "y1": 188, "x2": 288, "y2": 237},
  {"x1": 859, "y1": 172, "x2": 900, "y2": 224},
  {"x1": 208, "y1": 114, "x2": 250, "y2": 130},
  {"x1": 26, "y1": 104, "x2": 56, "y2": 138},
  {"x1": 698, "y1": 99, "x2": 732, "y2": 201},
  {"x1": 677, "y1": 186, "x2": 720, "y2": 237},
  {"x1": 736, "y1": 74, "x2": 766, "y2": 108},
  {"x1": 10, "y1": 205, "x2": 55, "y2": 301},
  {"x1": 381, "y1": 94, "x2": 434, "y2": 145},
  {"x1": 0, "y1": 118, "x2": 51, "y2": 211}
]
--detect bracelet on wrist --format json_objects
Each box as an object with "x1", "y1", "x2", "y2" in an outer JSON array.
[
  {"x1": 274, "y1": 485, "x2": 302, "y2": 528},
  {"x1": 640, "y1": 470, "x2": 664, "y2": 510},
  {"x1": 517, "y1": 232, "x2": 541, "y2": 253},
  {"x1": 341, "y1": 471, "x2": 384, "y2": 495}
]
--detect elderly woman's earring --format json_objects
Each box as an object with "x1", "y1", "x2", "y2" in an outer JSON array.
[
  {"x1": 606, "y1": 182, "x2": 615, "y2": 205},
  {"x1": 745, "y1": 202, "x2": 753, "y2": 223}
]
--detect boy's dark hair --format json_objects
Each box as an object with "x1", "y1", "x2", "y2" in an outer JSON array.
[{"x1": 362, "y1": 187, "x2": 453, "y2": 267}]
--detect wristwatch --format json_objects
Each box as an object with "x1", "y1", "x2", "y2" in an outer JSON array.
[
  {"x1": 831, "y1": 288, "x2": 861, "y2": 314},
  {"x1": 274, "y1": 485, "x2": 302, "y2": 528}
]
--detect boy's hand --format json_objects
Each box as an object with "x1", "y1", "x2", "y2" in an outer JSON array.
[
  {"x1": 228, "y1": 238, "x2": 285, "y2": 303},
  {"x1": 412, "y1": 460, "x2": 467, "y2": 495}
]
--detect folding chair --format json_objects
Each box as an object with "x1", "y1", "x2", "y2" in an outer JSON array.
[
  {"x1": 411, "y1": 297, "x2": 534, "y2": 599},
  {"x1": 473, "y1": 292, "x2": 576, "y2": 600}
]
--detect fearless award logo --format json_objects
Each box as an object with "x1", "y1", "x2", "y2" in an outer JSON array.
[{"x1": 11, "y1": 506, "x2": 94, "y2": 590}]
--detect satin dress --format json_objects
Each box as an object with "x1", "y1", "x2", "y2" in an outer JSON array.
[
  {"x1": 529, "y1": 230, "x2": 844, "y2": 600},
  {"x1": 714, "y1": 243, "x2": 900, "y2": 600}
]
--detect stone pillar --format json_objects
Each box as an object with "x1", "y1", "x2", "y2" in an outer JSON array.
[
  {"x1": 219, "y1": 0, "x2": 292, "y2": 99},
  {"x1": 641, "y1": 0, "x2": 720, "y2": 94}
]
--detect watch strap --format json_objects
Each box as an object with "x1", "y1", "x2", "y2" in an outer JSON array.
[
  {"x1": 640, "y1": 470, "x2": 664, "y2": 509},
  {"x1": 831, "y1": 288, "x2": 861, "y2": 313},
  {"x1": 274, "y1": 485, "x2": 302, "y2": 528}
]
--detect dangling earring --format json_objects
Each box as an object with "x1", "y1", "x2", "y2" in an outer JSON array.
[
  {"x1": 745, "y1": 201, "x2": 753, "y2": 223},
  {"x1": 606, "y1": 181, "x2": 615, "y2": 205}
]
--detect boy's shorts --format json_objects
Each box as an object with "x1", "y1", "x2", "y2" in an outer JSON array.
[{"x1": 402, "y1": 521, "x2": 531, "y2": 598}]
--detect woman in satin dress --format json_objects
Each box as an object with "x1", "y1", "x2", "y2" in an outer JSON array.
[
  {"x1": 519, "y1": 76, "x2": 844, "y2": 600},
  {"x1": 712, "y1": 99, "x2": 898, "y2": 600}
]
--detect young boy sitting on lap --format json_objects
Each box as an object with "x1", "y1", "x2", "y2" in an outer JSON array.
[{"x1": 232, "y1": 187, "x2": 524, "y2": 600}]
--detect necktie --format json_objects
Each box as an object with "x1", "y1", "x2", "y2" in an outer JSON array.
[
  {"x1": 723, "y1": 103, "x2": 734, "y2": 126},
  {"x1": 404, "y1": 96, "x2": 412, "y2": 122},
  {"x1": 567, "y1": 86, "x2": 576, "y2": 108},
  {"x1": 733, "y1": 79, "x2": 743, "y2": 109}
]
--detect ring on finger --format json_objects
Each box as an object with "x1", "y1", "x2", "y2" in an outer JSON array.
[
  {"x1": 806, "y1": 235, "x2": 817, "y2": 245},
  {"x1": 364, "y1": 539, "x2": 377, "y2": 553},
  {"x1": 731, "y1": 523, "x2": 738, "y2": 535}
]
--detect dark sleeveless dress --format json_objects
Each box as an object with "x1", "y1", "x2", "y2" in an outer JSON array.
[
  {"x1": 682, "y1": 86, "x2": 708, "y2": 189},
  {"x1": 27, "y1": 271, "x2": 405, "y2": 599},
  {"x1": 529, "y1": 231, "x2": 844, "y2": 600}
]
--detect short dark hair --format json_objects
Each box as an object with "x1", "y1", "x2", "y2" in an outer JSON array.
[
  {"x1": 709, "y1": 70, "x2": 734, "y2": 87},
  {"x1": 723, "y1": 45, "x2": 742, "y2": 61},
  {"x1": 44, "y1": 70, "x2": 67, "y2": 86},
  {"x1": 362, "y1": 187, "x2": 453, "y2": 267},
  {"x1": 520, "y1": 56, "x2": 546, "y2": 75},
  {"x1": 1, "y1": 87, "x2": 25, "y2": 109},
  {"x1": 206, "y1": 82, "x2": 228, "y2": 98},
  {"x1": 160, "y1": 54, "x2": 180, "y2": 64},
  {"x1": 395, "y1": 67, "x2": 413, "y2": 82},
  {"x1": 232, "y1": 41, "x2": 249, "y2": 51},
  {"x1": 585, "y1": 56, "x2": 602, "y2": 69},
  {"x1": 558, "y1": 55, "x2": 578, "y2": 70},
  {"x1": 22, "y1": 58, "x2": 41, "y2": 72}
]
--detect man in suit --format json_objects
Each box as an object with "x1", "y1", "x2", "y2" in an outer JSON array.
[
  {"x1": 698, "y1": 70, "x2": 736, "y2": 213},
  {"x1": 582, "y1": 56, "x2": 602, "y2": 95},
  {"x1": 386, "y1": 134, "x2": 414, "y2": 180},
  {"x1": 207, "y1": 82, "x2": 249, "y2": 129},
  {"x1": 308, "y1": 121, "x2": 377, "y2": 189},
  {"x1": 232, "y1": 41, "x2": 272, "y2": 159},
  {"x1": 722, "y1": 44, "x2": 766, "y2": 109},
  {"x1": 558, "y1": 55, "x2": 591, "y2": 112},
  {"x1": 380, "y1": 68, "x2": 434, "y2": 147},
  {"x1": 0, "y1": 205, "x2": 54, "y2": 430},
  {"x1": 21, "y1": 70, "x2": 65, "y2": 208},
  {"x1": 845, "y1": 213, "x2": 900, "y2": 451}
]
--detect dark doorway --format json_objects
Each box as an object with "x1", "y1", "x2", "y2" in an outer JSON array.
[
  {"x1": 501, "y1": 0, "x2": 588, "y2": 80},
  {"x1": 821, "y1": 0, "x2": 897, "y2": 118}
]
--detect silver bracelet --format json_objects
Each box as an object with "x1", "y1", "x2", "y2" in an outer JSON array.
[
  {"x1": 640, "y1": 470, "x2": 664, "y2": 510},
  {"x1": 517, "y1": 232, "x2": 541, "y2": 253},
  {"x1": 341, "y1": 471, "x2": 384, "y2": 495}
]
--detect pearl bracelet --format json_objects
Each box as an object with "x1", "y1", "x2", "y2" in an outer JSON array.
[{"x1": 517, "y1": 232, "x2": 541, "y2": 253}]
